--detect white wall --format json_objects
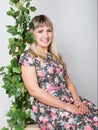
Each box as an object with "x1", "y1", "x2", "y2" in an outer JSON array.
[
  {"x1": 0, "y1": 0, "x2": 97, "y2": 128},
  {"x1": 0, "y1": 0, "x2": 12, "y2": 128}
]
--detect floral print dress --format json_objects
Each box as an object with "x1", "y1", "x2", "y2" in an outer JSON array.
[{"x1": 19, "y1": 50, "x2": 98, "y2": 130}]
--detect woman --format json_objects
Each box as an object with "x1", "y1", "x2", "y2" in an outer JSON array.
[{"x1": 19, "y1": 14, "x2": 98, "y2": 130}]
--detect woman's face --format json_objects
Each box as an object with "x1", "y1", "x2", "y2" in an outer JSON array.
[{"x1": 33, "y1": 25, "x2": 53, "y2": 50}]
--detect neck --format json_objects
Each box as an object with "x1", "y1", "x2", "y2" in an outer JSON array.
[{"x1": 36, "y1": 45, "x2": 48, "y2": 55}]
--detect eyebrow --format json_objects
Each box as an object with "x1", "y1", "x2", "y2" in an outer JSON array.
[{"x1": 36, "y1": 27, "x2": 52, "y2": 30}]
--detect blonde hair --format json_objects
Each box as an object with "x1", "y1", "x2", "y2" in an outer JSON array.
[{"x1": 29, "y1": 14, "x2": 66, "y2": 68}]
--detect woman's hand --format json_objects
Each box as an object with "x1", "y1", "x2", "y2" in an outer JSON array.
[
  {"x1": 74, "y1": 101, "x2": 90, "y2": 115},
  {"x1": 64, "y1": 102, "x2": 81, "y2": 114}
]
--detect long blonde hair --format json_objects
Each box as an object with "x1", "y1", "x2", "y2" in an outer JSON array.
[{"x1": 29, "y1": 14, "x2": 66, "y2": 68}]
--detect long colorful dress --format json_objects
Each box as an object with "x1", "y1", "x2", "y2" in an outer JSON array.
[{"x1": 19, "y1": 50, "x2": 98, "y2": 130}]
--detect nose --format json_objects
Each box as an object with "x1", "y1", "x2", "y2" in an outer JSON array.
[{"x1": 43, "y1": 31, "x2": 48, "y2": 38}]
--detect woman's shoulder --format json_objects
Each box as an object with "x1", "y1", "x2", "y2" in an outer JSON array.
[
  {"x1": 21, "y1": 49, "x2": 35, "y2": 57},
  {"x1": 19, "y1": 49, "x2": 36, "y2": 66}
]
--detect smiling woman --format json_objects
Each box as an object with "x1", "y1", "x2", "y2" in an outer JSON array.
[
  {"x1": 0, "y1": 0, "x2": 97, "y2": 129},
  {"x1": 19, "y1": 14, "x2": 98, "y2": 130}
]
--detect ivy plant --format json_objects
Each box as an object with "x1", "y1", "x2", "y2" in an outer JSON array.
[{"x1": 0, "y1": 0, "x2": 37, "y2": 130}]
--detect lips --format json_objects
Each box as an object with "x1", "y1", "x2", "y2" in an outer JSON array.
[
  {"x1": 41, "y1": 38, "x2": 49, "y2": 43},
  {"x1": 41, "y1": 40, "x2": 50, "y2": 45}
]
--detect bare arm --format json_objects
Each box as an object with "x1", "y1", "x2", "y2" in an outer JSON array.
[
  {"x1": 65, "y1": 74, "x2": 90, "y2": 114},
  {"x1": 65, "y1": 74, "x2": 81, "y2": 102}
]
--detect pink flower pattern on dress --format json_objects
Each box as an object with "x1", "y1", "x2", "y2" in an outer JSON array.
[
  {"x1": 50, "y1": 112, "x2": 57, "y2": 120},
  {"x1": 48, "y1": 67, "x2": 54, "y2": 74},
  {"x1": 38, "y1": 70, "x2": 45, "y2": 77},
  {"x1": 40, "y1": 125, "x2": 46, "y2": 130},
  {"x1": 32, "y1": 106, "x2": 38, "y2": 113},
  {"x1": 41, "y1": 117, "x2": 48, "y2": 123},
  {"x1": 56, "y1": 67, "x2": 61, "y2": 73},
  {"x1": 68, "y1": 118, "x2": 74, "y2": 123},
  {"x1": 85, "y1": 124, "x2": 93, "y2": 130}
]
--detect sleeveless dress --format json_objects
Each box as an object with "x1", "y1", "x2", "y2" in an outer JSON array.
[{"x1": 19, "y1": 50, "x2": 98, "y2": 130}]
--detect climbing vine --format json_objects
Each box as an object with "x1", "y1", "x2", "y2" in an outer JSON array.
[{"x1": 0, "y1": 0, "x2": 36, "y2": 129}]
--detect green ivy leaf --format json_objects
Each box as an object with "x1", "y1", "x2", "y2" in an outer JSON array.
[
  {"x1": 7, "y1": 25, "x2": 19, "y2": 35},
  {"x1": 14, "y1": 125, "x2": 24, "y2": 130},
  {"x1": 25, "y1": 31, "x2": 36, "y2": 43},
  {"x1": 24, "y1": 12, "x2": 30, "y2": 23},
  {"x1": 12, "y1": 67, "x2": 20, "y2": 74},
  {"x1": 0, "y1": 66, "x2": 5, "y2": 72},
  {"x1": 3, "y1": 84, "x2": 12, "y2": 97},
  {"x1": 26, "y1": 2, "x2": 30, "y2": 8},
  {"x1": 29, "y1": 22, "x2": 34, "y2": 29},
  {"x1": 11, "y1": 58, "x2": 18, "y2": 67},
  {"x1": 8, "y1": 38, "x2": 15, "y2": 48},
  {"x1": 13, "y1": 11, "x2": 19, "y2": 18},
  {"x1": 30, "y1": 6, "x2": 37, "y2": 12},
  {"x1": 16, "y1": 15, "x2": 24, "y2": 24},
  {"x1": 1, "y1": 128, "x2": 9, "y2": 130},
  {"x1": 10, "y1": 0, "x2": 19, "y2": 4},
  {"x1": 7, "y1": 10, "x2": 13, "y2": 16},
  {"x1": 17, "y1": 2, "x2": 23, "y2": 10},
  {"x1": 7, "y1": 9, "x2": 19, "y2": 19},
  {"x1": 22, "y1": 7, "x2": 29, "y2": 14}
]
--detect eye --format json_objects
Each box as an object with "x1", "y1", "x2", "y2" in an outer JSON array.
[
  {"x1": 47, "y1": 29, "x2": 52, "y2": 32},
  {"x1": 38, "y1": 30, "x2": 43, "y2": 33}
]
